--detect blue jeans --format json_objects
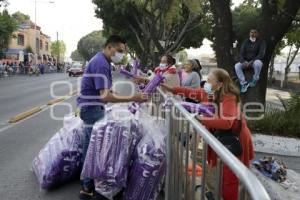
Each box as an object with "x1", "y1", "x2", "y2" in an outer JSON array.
[
  {"x1": 79, "y1": 105, "x2": 105, "y2": 190},
  {"x1": 234, "y1": 59, "x2": 263, "y2": 85}
]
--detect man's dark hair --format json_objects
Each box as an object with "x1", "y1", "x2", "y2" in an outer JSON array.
[
  {"x1": 250, "y1": 27, "x2": 259, "y2": 32},
  {"x1": 105, "y1": 35, "x2": 126, "y2": 47},
  {"x1": 164, "y1": 54, "x2": 176, "y2": 65}
]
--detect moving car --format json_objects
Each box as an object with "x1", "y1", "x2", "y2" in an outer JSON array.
[{"x1": 68, "y1": 63, "x2": 83, "y2": 77}]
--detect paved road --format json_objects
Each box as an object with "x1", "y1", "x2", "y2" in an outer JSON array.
[{"x1": 0, "y1": 73, "x2": 79, "y2": 127}]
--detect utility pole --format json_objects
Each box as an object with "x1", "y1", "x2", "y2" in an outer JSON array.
[{"x1": 57, "y1": 31, "x2": 59, "y2": 66}]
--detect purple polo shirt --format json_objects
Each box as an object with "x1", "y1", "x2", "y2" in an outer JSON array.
[{"x1": 77, "y1": 52, "x2": 112, "y2": 107}]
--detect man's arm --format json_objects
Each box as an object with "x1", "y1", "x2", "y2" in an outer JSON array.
[
  {"x1": 254, "y1": 40, "x2": 266, "y2": 61},
  {"x1": 239, "y1": 40, "x2": 246, "y2": 63},
  {"x1": 100, "y1": 89, "x2": 148, "y2": 103}
]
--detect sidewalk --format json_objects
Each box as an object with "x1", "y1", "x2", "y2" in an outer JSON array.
[{"x1": 266, "y1": 88, "x2": 291, "y2": 110}]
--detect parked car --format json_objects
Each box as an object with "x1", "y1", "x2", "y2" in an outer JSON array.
[{"x1": 68, "y1": 63, "x2": 83, "y2": 77}]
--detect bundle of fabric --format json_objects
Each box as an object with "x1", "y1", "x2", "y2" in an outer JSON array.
[
  {"x1": 32, "y1": 115, "x2": 84, "y2": 189},
  {"x1": 252, "y1": 157, "x2": 287, "y2": 183},
  {"x1": 81, "y1": 104, "x2": 144, "y2": 199},
  {"x1": 123, "y1": 117, "x2": 167, "y2": 200}
]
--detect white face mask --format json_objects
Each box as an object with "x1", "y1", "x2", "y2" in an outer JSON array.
[
  {"x1": 159, "y1": 63, "x2": 167, "y2": 70},
  {"x1": 204, "y1": 82, "x2": 213, "y2": 94},
  {"x1": 111, "y1": 52, "x2": 124, "y2": 64},
  {"x1": 250, "y1": 37, "x2": 256, "y2": 42}
]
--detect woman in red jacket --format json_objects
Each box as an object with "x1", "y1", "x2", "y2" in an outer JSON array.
[{"x1": 161, "y1": 68, "x2": 254, "y2": 200}]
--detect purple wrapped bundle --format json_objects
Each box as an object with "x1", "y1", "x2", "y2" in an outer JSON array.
[
  {"x1": 94, "y1": 179, "x2": 122, "y2": 200},
  {"x1": 124, "y1": 136, "x2": 166, "y2": 200},
  {"x1": 132, "y1": 59, "x2": 140, "y2": 75},
  {"x1": 81, "y1": 123, "x2": 106, "y2": 178},
  {"x1": 120, "y1": 69, "x2": 135, "y2": 78},
  {"x1": 129, "y1": 74, "x2": 165, "y2": 114},
  {"x1": 81, "y1": 119, "x2": 143, "y2": 187},
  {"x1": 181, "y1": 101, "x2": 215, "y2": 117},
  {"x1": 32, "y1": 117, "x2": 84, "y2": 189}
]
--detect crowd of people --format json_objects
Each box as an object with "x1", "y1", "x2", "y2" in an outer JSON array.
[
  {"x1": 76, "y1": 27, "x2": 265, "y2": 200},
  {"x1": 0, "y1": 60, "x2": 65, "y2": 77}
]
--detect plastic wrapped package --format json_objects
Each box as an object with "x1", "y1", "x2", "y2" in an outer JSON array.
[
  {"x1": 181, "y1": 102, "x2": 215, "y2": 117},
  {"x1": 124, "y1": 117, "x2": 167, "y2": 200},
  {"x1": 251, "y1": 166, "x2": 300, "y2": 200},
  {"x1": 81, "y1": 104, "x2": 144, "y2": 199},
  {"x1": 32, "y1": 115, "x2": 84, "y2": 189},
  {"x1": 129, "y1": 74, "x2": 165, "y2": 114}
]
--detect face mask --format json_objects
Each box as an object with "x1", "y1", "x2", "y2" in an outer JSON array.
[
  {"x1": 159, "y1": 63, "x2": 167, "y2": 70},
  {"x1": 250, "y1": 37, "x2": 256, "y2": 42},
  {"x1": 111, "y1": 52, "x2": 124, "y2": 64},
  {"x1": 204, "y1": 82, "x2": 213, "y2": 94}
]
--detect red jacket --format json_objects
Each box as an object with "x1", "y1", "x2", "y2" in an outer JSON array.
[{"x1": 172, "y1": 86, "x2": 254, "y2": 167}]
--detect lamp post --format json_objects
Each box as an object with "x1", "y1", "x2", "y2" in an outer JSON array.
[{"x1": 34, "y1": 0, "x2": 55, "y2": 67}]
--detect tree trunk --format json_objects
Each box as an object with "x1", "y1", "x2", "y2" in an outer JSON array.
[{"x1": 208, "y1": 0, "x2": 235, "y2": 75}]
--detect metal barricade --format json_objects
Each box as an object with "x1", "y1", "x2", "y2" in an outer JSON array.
[{"x1": 148, "y1": 87, "x2": 270, "y2": 200}]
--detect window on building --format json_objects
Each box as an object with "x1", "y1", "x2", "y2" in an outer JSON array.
[
  {"x1": 40, "y1": 40, "x2": 43, "y2": 50},
  {"x1": 36, "y1": 38, "x2": 39, "y2": 53},
  {"x1": 45, "y1": 42, "x2": 49, "y2": 51},
  {"x1": 17, "y1": 34, "x2": 25, "y2": 46}
]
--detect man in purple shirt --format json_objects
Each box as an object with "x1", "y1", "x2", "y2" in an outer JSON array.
[{"x1": 77, "y1": 35, "x2": 147, "y2": 200}]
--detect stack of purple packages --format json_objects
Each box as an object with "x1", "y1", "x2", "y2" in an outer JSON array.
[
  {"x1": 81, "y1": 108, "x2": 143, "y2": 199},
  {"x1": 124, "y1": 118, "x2": 167, "y2": 200},
  {"x1": 32, "y1": 115, "x2": 84, "y2": 189}
]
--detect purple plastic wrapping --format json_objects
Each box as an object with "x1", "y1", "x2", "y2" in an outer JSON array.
[
  {"x1": 120, "y1": 69, "x2": 135, "y2": 78},
  {"x1": 32, "y1": 115, "x2": 84, "y2": 189},
  {"x1": 129, "y1": 74, "x2": 165, "y2": 114},
  {"x1": 124, "y1": 118, "x2": 167, "y2": 200},
  {"x1": 181, "y1": 101, "x2": 215, "y2": 117}
]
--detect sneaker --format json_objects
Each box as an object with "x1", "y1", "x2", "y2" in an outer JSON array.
[
  {"x1": 79, "y1": 188, "x2": 95, "y2": 200},
  {"x1": 249, "y1": 79, "x2": 257, "y2": 87},
  {"x1": 240, "y1": 82, "x2": 249, "y2": 93}
]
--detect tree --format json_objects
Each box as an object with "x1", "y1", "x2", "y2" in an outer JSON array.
[
  {"x1": 12, "y1": 11, "x2": 31, "y2": 25},
  {"x1": 77, "y1": 30, "x2": 106, "y2": 61},
  {"x1": 93, "y1": 0, "x2": 207, "y2": 67},
  {"x1": 71, "y1": 49, "x2": 84, "y2": 62},
  {"x1": 283, "y1": 13, "x2": 300, "y2": 86},
  {"x1": 0, "y1": 0, "x2": 8, "y2": 7},
  {"x1": 208, "y1": 0, "x2": 300, "y2": 106},
  {"x1": 0, "y1": 10, "x2": 17, "y2": 58},
  {"x1": 26, "y1": 46, "x2": 33, "y2": 54},
  {"x1": 51, "y1": 40, "x2": 66, "y2": 62}
]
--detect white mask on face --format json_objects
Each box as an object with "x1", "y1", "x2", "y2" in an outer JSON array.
[
  {"x1": 250, "y1": 37, "x2": 256, "y2": 42},
  {"x1": 111, "y1": 52, "x2": 124, "y2": 64},
  {"x1": 159, "y1": 63, "x2": 167, "y2": 70}
]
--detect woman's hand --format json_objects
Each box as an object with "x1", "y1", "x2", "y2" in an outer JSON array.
[{"x1": 160, "y1": 83, "x2": 173, "y2": 92}]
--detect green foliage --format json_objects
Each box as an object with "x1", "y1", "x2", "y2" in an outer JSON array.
[
  {"x1": 0, "y1": 10, "x2": 17, "y2": 51},
  {"x1": 77, "y1": 30, "x2": 106, "y2": 61},
  {"x1": 26, "y1": 46, "x2": 33, "y2": 54},
  {"x1": 232, "y1": 2, "x2": 262, "y2": 45},
  {"x1": 12, "y1": 11, "x2": 31, "y2": 25},
  {"x1": 71, "y1": 49, "x2": 84, "y2": 62},
  {"x1": 249, "y1": 92, "x2": 300, "y2": 138},
  {"x1": 51, "y1": 40, "x2": 66, "y2": 59},
  {"x1": 177, "y1": 50, "x2": 188, "y2": 63}
]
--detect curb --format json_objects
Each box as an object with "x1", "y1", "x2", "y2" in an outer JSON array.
[
  {"x1": 9, "y1": 107, "x2": 42, "y2": 123},
  {"x1": 47, "y1": 97, "x2": 66, "y2": 105}
]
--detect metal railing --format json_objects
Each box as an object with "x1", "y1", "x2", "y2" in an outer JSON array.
[{"x1": 148, "y1": 87, "x2": 270, "y2": 200}]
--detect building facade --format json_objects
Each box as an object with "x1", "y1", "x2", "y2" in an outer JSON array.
[{"x1": 4, "y1": 23, "x2": 53, "y2": 64}]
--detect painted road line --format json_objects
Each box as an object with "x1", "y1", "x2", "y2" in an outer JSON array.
[
  {"x1": 8, "y1": 107, "x2": 42, "y2": 123},
  {"x1": 47, "y1": 97, "x2": 66, "y2": 105}
]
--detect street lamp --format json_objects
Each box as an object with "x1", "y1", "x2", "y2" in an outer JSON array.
[{"x1": 34, "y1": 0, "x2": 55, "y2": 67}]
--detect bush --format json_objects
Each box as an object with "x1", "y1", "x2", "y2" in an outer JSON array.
[{"x1": 248, "y1": 92, "x2": 300, "y2": 138}]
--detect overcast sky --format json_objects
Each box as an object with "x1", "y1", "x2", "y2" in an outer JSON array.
[{"x1": 6, "y1": 0, "x2": 244, "y2": 57}]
